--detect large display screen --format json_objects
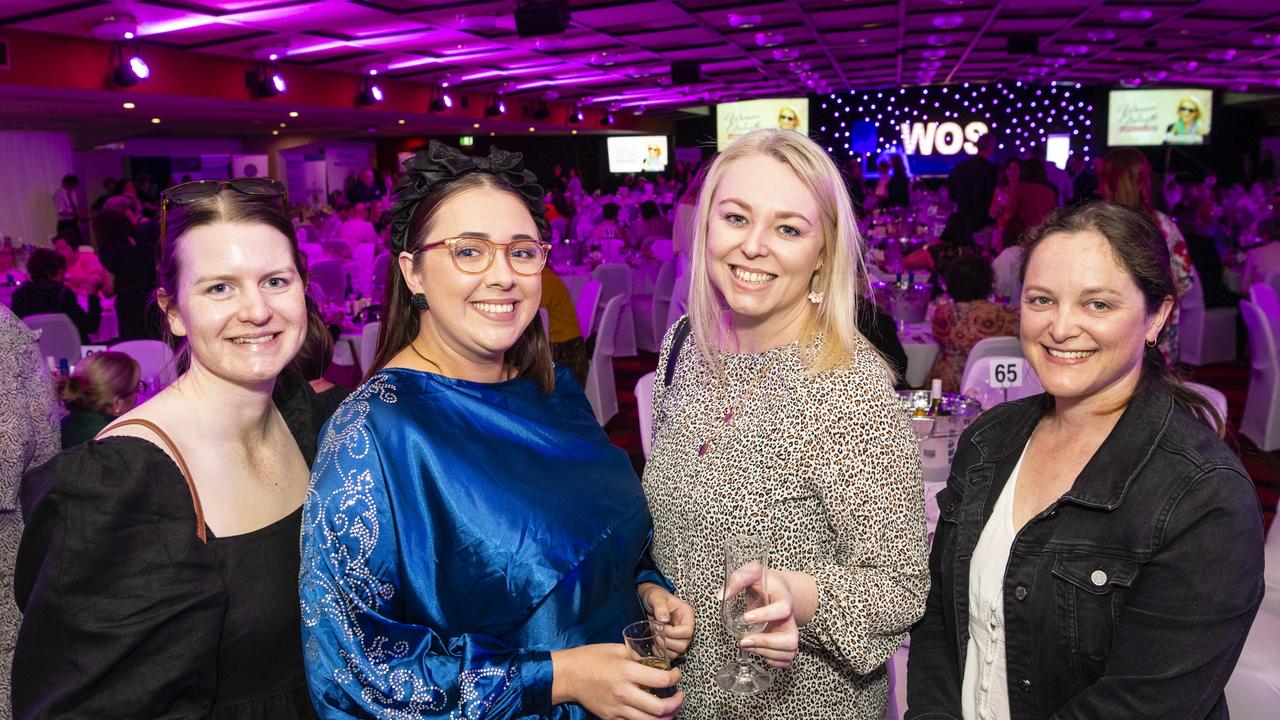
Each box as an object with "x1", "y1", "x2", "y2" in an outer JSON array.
[
  {"x1": 606, "y1": 135, "x2": 669, "y2": 173},
  {"x1": 716, "y1": 98, "x2": 810, "y2": 149},
  {"x1": 1107, "y1": 88, "x2": 1212, "y2": 146}
]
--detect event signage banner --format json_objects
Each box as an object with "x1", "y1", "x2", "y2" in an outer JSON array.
[{"x1": 716, "y1": 98, "x2": 810, "y2": 149}]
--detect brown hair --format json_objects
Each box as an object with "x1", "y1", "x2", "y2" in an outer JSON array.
[
  {"x1": 57, "y1": 351, "x2": 140, "y2": 414},
  {"x1": 1019, "y1": 202, "x2": 1224, "y2": 435},
  {"x1": 1099, "y1": 148, "x2": 1155, "y2": 218},
  {"x1": 156, "y1": 190, "x2": 306, "y2": 371},
  {"x1": 291, "y1": 295, "x2": 334, "y2": 382},
  {"x1": 367, "y1": 172, "x2": 555, "y2": 391}
]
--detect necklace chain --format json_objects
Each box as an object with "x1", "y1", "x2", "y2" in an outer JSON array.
[{"x1": 697, "y1": 354, "x2": 782, "y2": 456}]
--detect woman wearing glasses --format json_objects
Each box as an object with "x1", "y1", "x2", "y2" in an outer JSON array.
[
  {"x1": 1166, "y1": 96, "x2": 1208, "y2": 138},
  {"x1": 13, "y1": 178, "x2": 324, "y2": 718},
  {"x1": 300, "y1": 142, "x2": 691, "y2": 719}
]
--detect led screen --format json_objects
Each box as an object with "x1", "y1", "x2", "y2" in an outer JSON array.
[
  {"x1": 607, "y1": 135, "x2": 669, "y2": 173},
  {"x1": 1108, "y1": 88, "x2": 1212, "y2": 146},
  {"x1": 716, "y1": 98, "x2": 810, "y2": 150}
]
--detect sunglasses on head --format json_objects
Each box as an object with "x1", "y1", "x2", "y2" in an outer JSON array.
[{"x1": 160, "y1": 178, "x2": 289, "y2": 242}]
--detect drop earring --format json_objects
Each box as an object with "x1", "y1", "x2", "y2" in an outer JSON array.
[
  {"x1": 411, "y1": 292, "x2": 429, "y2": 311},
  {"x1": 807, "y1": 273, "x2": 824, "y2": 305}
]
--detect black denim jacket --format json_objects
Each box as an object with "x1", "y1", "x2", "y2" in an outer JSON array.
[{"x1": 906, "y1": 376, "x2": 1265, "y2": 719}]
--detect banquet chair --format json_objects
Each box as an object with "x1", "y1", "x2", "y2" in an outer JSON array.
[
  {"x1": 309, "y1": 260, "x2": 346, "y2": 305},
  {"x1": 1238, "y1": 300, "x2": 1280, "y2": 451},
  {"x1": 23, "y1": 313, "x2": 81, "y2": 365},
  {"x1": 109, "y1": 339, "x2": 177, "y2": 387},
  {"x1": 961, "y1": 336, "x2": 1023, "y2": 387},
  {"x1": 1180, "y1": 269, "x2": 1237, "y2": 366},
  {"x1": 635, "y1": 371, "x2": 656, "y2": 458},
  {"x1": 357, "y1": 321, "x2": 381, "y2": 375},
  {"x1": 1184, "y1": 381, "x2": 1229, "y2": 428},
  {"x1": 575, "y1": 279, "x2": 603, "y2": 339},
  {"x1": 665, "y1": 269, "x2": 692, "y2": 330},
  {"x1": 1223, "y1": 521, "x2": 1280, "y2": 719},
  {"x1": 592, "y1": 263, "x2": 637, "y2": 357},
  {"x1": 960, "y1": 355, "x2": 1044, "y2": 412},
  {"x1": 632, "y1": 258, "x2": 677, "y2": 353},
  {"x1": 584, "y1": 296, "x2": 625, "y2": 425},
  {"x1": 1250, "y1": 283, "x2": 1280, "y2": 338},
  {"x1": 1266, "y1": 267, "x2": 1280, "y2": 300}
]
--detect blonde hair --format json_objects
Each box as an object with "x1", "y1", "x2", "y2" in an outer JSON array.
[
  {"x1": 57, "y1": 351, "x2": 140, "y2": 414},
  {"x1": 688, "y1": 128, "x2": 877, "y2": 376}
]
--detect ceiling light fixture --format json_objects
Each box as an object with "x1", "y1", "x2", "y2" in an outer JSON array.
[
  {"x1": 357, "y1": 73, "x2": 384, "y2": 105},
  {"x1": 111, "y1": 43, "x2": 150, "y2": 87},
  {"x1": 485, "y1": 93, "x2": 507, "y2": 117},
  {"x1": 727, "y1": 12, "x2": 761, "y2": 29},
  {"x1": 246, "y1": 63, "x2": 286, "y2": 98},
  {"x1": 430, "y1": 87, "x2": 453, "y2": 112}
]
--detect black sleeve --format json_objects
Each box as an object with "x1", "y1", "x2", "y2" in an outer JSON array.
[
  {"x1": 13, "y1": 442, "x2": 223, "y2": 719},
  {"x1": 904, "y1": 482, "x2": 964, "y2": 719},
  {"x1": 858, "y1": 305, "x2": 909, "y2": 388},
  {"x1": 57, "y1": 285, "x2": 100, "y2": 342}
]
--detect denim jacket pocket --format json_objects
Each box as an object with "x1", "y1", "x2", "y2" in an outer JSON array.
[{"x1": 1051, "y1": 554, "x2": 1141, "y2": 665}]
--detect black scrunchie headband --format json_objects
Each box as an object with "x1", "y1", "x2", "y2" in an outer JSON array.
[{"x1": 387, "y1": 139, "x2": 546, "y2": 253}]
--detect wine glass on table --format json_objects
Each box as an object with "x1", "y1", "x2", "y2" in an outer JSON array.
[
  {"x1": 715, "y1": 533, "x2": 772, "y2": 695},
  {"x1": 622, "y1": 620, "x2": 676, "y2": 698}
]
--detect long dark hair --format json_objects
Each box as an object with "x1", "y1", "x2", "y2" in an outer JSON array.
[
  {"x1": 1019, "y1": 202, "x2": 1224, "y2": 435},
  {"x1": 367, "y1": 172, "x2": 555, "y2": 392},
  {"x1": 157, "y1": 191, "x2": 305, "y2": 371}
]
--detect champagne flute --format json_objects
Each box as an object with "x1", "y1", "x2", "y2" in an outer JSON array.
[
  {"x1": 714, "y1": 534, "x2": 773, "y2": 695},
  {"x1": 622, "y1": 620, "x2": 675, "y2": 698}
]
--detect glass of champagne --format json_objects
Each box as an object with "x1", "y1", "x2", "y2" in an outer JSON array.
[
  {"x1": 622, "y1": 620, "x2": 675, "y2": 698},
  {"x1": 715, "y1": 534, "x2": 773, "y2": 694}
]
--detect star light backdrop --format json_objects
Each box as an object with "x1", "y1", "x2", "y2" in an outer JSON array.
[{"x1": 811, "y1": 83, "x2": 1107, "y2": 175}]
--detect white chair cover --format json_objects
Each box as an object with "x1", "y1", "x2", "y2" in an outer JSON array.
[
  {"x1": 1266, "y1": 267, "x2": 1280, "y2": 301},
  {"x1": 635, "y1": 371, "x2": 656, "y2": 458},
  {"x1": 584, "y1": 295, "x2": 624, "y2": 425},
  {"x1": 1181, "y1": 269, "x2": 1237, "y2": 366},
  {"x1": 23, "y1": 313, "x2": 81, "y2": 364},
  {"x1": 961, "y1": 335, "x2": 1023, "y2": 386},
  {"x1": 632, "y1": 258, "x2": 678, "y2": 354},
  {"x1": 1224, "y1": 525, "x2": 1280, "y2": 719},
  {"x1": 309, "y1": 259, "x2": 346, "y2": 305},
  {"x1": 1250, "y1": 283, "x2": 1280, "y2": 338},
  {"x1": 357, "y1": 321, "x2": 381, "y2": 375},
  {"x1": 575, "y1": 279, "x2": 602, "y2": 339},
  {"x1": 593, "y1": 263, "x2": 636, "y2": 357},
  {"x1": 109, "y1": 339, "x2": 177, "y2": 386},
  {"x1": 1183, "y1": 381, "x2": 1229, "y2": 429},
  {"x1": 960, "y1": 355, "x2": 1044, "y2": 411},
  {"x1": 649, "y1": 239, "x2": 674, "y2": 261},
  {"x1": 1239, "y1": 300, "x2": 1280, "y2": 451},
  {"x1": 666, "y1": 270, "x2": 691, "y2": 330}
]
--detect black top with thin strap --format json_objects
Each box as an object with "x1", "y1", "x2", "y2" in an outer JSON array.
[{"x1": 12, "y1": 370, "x2": 323, "y2": 720}]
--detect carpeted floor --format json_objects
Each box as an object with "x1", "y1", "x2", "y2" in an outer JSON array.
[{"x1": 604, "y1": 352, "x2": 1277, "y2": 536}]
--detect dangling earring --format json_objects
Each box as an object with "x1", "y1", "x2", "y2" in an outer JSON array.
[
  {"x1": 807, "y1": 273, "x2": 824, "y2": 305},
  {"x1": 410, "y1": 292, "x2": 429, "y2": 311}
]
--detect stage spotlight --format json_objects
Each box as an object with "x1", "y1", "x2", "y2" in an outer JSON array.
[
  {"x1": 112, "y1": 44, "x2": 150, "y2": 87},
  {"x1": 600, "y1": 111, "x2": 614, "y2": 127},
  {"x1": 358, "y1": 77, "x2": 384, "y2": 105},
  {"x1": 247, "y1": 64, "x2": 286, "y2": 98},
  {"x1": 431, "y1": 88, "x2": 453, "y2": 112},
  {"x1": 568, "y1": 106, "x2": 583, "y2": 124},
  {"x1": 485, "y1": 94, "x2": 507, "y2": 117}
]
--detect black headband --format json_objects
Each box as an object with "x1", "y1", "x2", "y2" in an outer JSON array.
[{"x1": 388, "y1": 140, "x2": 546, "y2": 253}]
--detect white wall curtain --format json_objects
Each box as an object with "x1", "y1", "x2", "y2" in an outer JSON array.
[{"x1": 0, "y1": 131, "x2": 74, "y2": 247}]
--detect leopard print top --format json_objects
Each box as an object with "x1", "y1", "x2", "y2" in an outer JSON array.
[{"x1": 644, "y1": 320, "x2": 929, "y2": 719}]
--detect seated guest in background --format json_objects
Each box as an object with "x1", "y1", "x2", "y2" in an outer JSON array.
[
  {"x1": 988, "y1": 157, "x2": 1022, "y2": 244},
  {"x1": 645, "y1": 128, "x2": 926, "y2": 718},
  {"x1": 95, "y1": 202, "x2": 160, "y2": 341},
  {"x1": 336, "y1": 201, "x2": 378, "y2": 246},
  {"x1": 0, "y1": 304, "x2": 59, "y2": 716},
  {"x1": 845, "y1": 155, "x2": 868, "y2": 214},
  {"x1": 589, "y1": 201, "x2": 631, "y2": 250},
  {"x1": 291, "y1": 296, "x2": 352, "y2": 420},
  {"x1": 873, "y1": 158, "x2": 893, "y2": 204},
  {"x1": 541, "y1": 266, "x2": 588, "y2": 386},
  {"x1": 1029, "y1": 146, "x2": 1072, "y2": 205},
  {"x1": 90, "y1": 177, "x2": 118, "y2": 212},
  {"x1": 858, "y1": 298, "x2": 909, "y2": 390},
  {"x1": 947, "y1": 134, "x2": 998, "y2": 230},
  {"x1": 1067, "y1": 154, "x2": 1099, "y2": 202},
  {"x1": 57, "y1": 350, "x2": 140, "y2": 447},
  {"x1": 991, "y1": 239, "x2": 1023, "y2": 301},
  {"x1": 672, "y1": 162, "x2": 707, "y2": 257},
  {"x1": 886, "y1": 153, "x2": 911, "y2": 207},
  {"x1": 301, "y1": 141, "x2": 689, "y2": 718},
  {"x1": 907, "y1": 202, "x2": 1263, "y2": 718},
  {"x1": 930, "y1": 255, "x2": 1018, "y2": 393},
  {"x1": 53, "y1": 235, "x2": 112, "y2": 297},
  {"x1": 635, "y1": 199, "x2": 673, "y2": 247},
  {"x1": 346, "y1": 167, "x2": 385, "y2": 204},
  {"x1": 12, "y1": 248, "x2": 101, "y2": 344},
  {"x1": 1001, "y1": 157, "x2": 1058, "y2": 249},
  {"x1": 13, "y1": 178, "x2": 323, "y2": 718}
]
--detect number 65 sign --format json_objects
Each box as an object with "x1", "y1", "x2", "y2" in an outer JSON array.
[{"x1": 987, "y1": 357, "x2": 1025, "y2": 389}]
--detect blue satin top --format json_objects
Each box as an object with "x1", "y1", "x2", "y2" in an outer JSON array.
[{"x1": 300, "y1": 367, "x2": 667, "y2": 718}]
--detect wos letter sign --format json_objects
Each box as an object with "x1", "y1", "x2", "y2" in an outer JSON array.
[{"x1": 899, "y1": 121, "x2": 990, "y2": 156}]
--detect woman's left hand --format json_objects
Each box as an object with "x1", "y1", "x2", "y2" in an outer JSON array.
[
  {"x1": 725, "y1": 569, "x2": 808, "y2": 669},
  {"x1": 637, "y1": 583, "x2": 695, "y2": 656}
]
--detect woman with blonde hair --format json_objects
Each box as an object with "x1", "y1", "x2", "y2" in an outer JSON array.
[
  {"x1": 644, "y1": 128, "x2": 928, "y2": 718},
  {"x1": 57, "y1": 351, "x2": 141, "y2": 447}
]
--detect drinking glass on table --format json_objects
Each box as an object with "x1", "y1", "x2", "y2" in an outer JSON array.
[
  {"x1": 715, "y1": 533, "x2": 772, "y2": 694},
  {"x1": 622, "y1": 620, "x2": 676, "y2": 698}
]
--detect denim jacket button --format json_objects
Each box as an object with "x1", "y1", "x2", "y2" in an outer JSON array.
[
  {"x1": 1020, "y1": 678, "x2": 1032, "y2": 692},
  {"x1": 1091, "y1": 570, "x2": 1108, "y2": 586},
  {"x1": 1014, "y1": 584, "x2": 1028, "y2": 601}
]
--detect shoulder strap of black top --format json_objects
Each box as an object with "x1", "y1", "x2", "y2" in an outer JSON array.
[{"x1": 663, "y1": 316, "x2": 692, "y2": 388}]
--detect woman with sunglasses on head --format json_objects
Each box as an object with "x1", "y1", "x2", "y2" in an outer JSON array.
[
  {"x1": 300, "y1": 141, "x2": 691, "y2": 719},
  {"x1": 13, "y1": 178, "x2": 324, "y2": 719}
]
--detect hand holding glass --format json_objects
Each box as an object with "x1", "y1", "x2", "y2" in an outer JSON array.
[
  {"x1": 715, "y1": 534, "x2": 773, "y2": 694},
  {"x1": 622, "y1": 620, "x2": 676, "y2": 698}
]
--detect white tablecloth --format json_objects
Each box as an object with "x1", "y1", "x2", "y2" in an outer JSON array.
[{"x1": 900, "y1": 322, "x2": 940, "y2": 389}]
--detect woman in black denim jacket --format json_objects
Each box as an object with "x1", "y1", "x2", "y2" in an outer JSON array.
[{"x1": 906, "y1": 202, "x2": 1265, "y2": 719}]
